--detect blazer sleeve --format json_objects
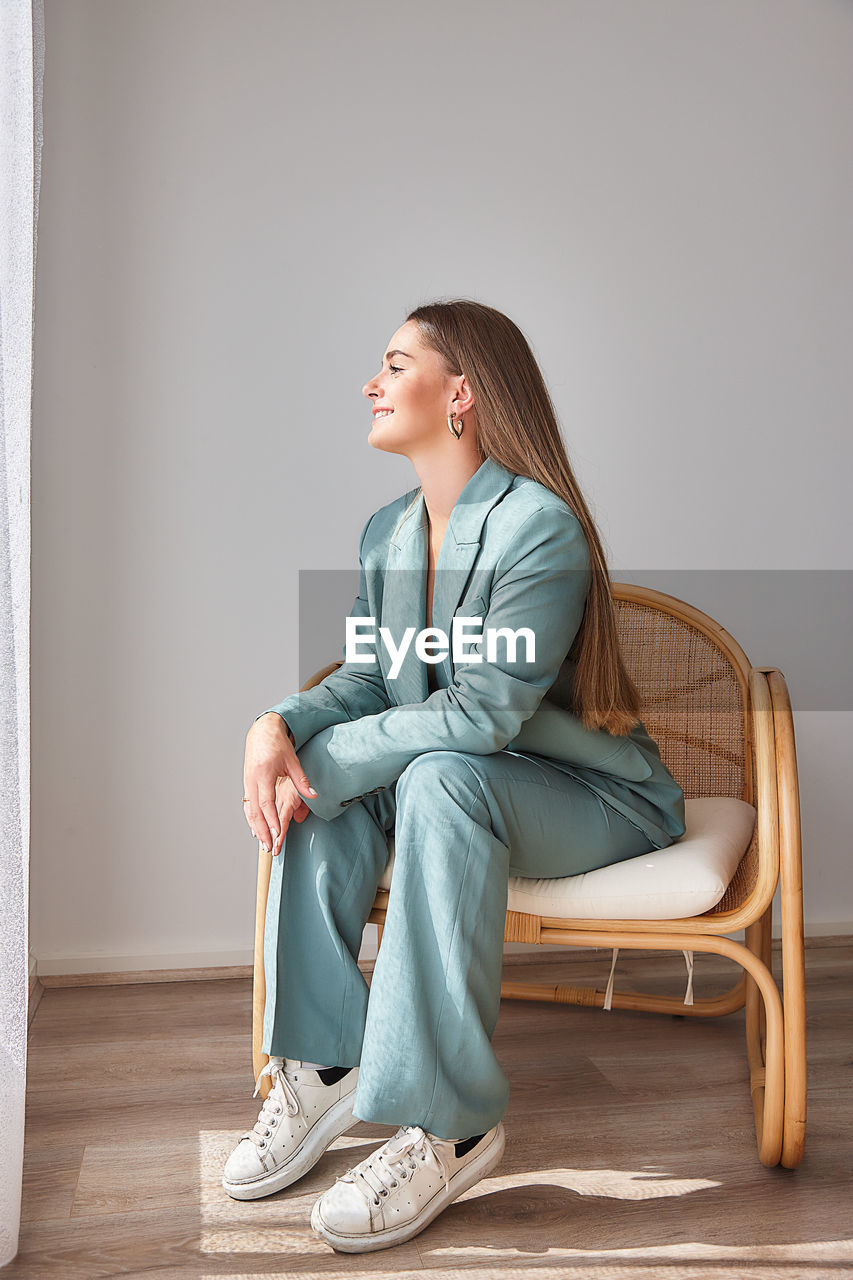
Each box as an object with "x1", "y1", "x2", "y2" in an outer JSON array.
[
  {"x1": 295, "y1": 504, "x2": 592, "y2": 820},
  {"x1": 252, "y1": 511, "x2": 393, "y2": 750}
]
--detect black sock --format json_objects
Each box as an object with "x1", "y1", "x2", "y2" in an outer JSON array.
[
  {"x1": 454, "y1": 1131, "x2": 488, "y2": 1157},
  {"x1": 316, "y1": 1064, "x2": 353, "y2": 1086}
]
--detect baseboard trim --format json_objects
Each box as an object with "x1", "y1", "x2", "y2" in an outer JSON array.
[
  {"x1": 28, "y1": 975, "x2": 45, "y2": 1026},
  {"x1": 38, "y1": 963, "x2": 254, "y2": 988}
]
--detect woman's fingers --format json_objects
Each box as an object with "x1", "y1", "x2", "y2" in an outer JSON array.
[
  {"x1": 271, "y1": 777, "x2": 310, "y2": 854},
  {"x1": 256, "y1": 776, "x2": 281, "y2": 853},
  {"x1": 243, "y1": 714, "x2": 317, "y2": 854},
  {"x1": 272, "y1": 778, "x2": 287, "y2": 855},
  {"x1": 242, "y1": 788, "x2": 265, "y2": 846},
  {"x1": 272, "y1": 777, "x2": 295, "y2": 854},
  {"x1": 285, "y1": 750, "x2": 317, "y2": 800},
  {"x1": 255, "y1": 712, "x2": 318, "y2": 797}
]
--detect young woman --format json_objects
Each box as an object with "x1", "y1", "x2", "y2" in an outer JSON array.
[{"x1": 225, "y1": 299, "x2": 686, "y2": 1254}]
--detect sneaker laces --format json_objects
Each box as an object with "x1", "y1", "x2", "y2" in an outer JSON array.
[
  {"x1": 339, "y1": 1125, "x2": 451, "y2": 1205},
  {"x1": 242, "y1": 1055, "x2": 301, "y2": 1149}
]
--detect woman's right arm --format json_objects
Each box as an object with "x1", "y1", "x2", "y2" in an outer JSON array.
[{"x1": 244, "y1": 509, "x2": 390, "y2": 854}]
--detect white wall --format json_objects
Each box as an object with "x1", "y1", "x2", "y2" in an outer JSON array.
[{"x1": 31, "y1": 0, "x2": 853, "y2": 976}]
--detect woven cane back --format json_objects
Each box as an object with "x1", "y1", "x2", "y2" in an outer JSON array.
[{"x1": 611, "y1": 585, "x2": 759, "y2": 916}]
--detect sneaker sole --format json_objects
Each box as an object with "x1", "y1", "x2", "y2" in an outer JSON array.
[
  {"x1": 309, "y1": 1120, "x2": 506, "y2": 1252},
  {"x1": 222, "y1": 1082, "x2": 359, "y2": 1201}
]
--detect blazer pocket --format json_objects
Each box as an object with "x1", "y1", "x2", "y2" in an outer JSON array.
[{"x1": 454, "y1": 594, "x2": 487, "y2": 619}]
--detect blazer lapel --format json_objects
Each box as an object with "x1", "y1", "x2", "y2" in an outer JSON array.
[{"x1": 381, "y1": 456, "x2": 517, "y2": 704}]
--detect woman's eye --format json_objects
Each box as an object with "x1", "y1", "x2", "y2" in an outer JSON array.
[{"x1": 389, "y1": 364, "x2": 403, "y2": 374}]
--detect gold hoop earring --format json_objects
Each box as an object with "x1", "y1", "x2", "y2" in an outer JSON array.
[{"x1": 447, "y1": 411, "x2": 464, "y2": 439}]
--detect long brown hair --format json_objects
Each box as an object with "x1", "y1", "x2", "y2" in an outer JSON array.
[{"x1": 406, "y1": 297, "x2": 642, "y2": 737}]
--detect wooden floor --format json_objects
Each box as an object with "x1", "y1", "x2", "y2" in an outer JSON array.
[{"x1": 9, "y1": 941, "x2": 853, "y2": 1279}]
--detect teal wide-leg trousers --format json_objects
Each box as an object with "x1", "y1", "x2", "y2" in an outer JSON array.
[{"x1": 262, "y1": 746, "x2": 657, "y2": 1141}]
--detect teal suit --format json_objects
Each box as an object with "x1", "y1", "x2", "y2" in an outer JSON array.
[{"x1": 258, "y1": 456, "x2": 686, "y2": 1139}]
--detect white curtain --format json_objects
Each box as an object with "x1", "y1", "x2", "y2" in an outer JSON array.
[{"x1": 0, "y1": 0, "x2": 42, "y2": 1265}]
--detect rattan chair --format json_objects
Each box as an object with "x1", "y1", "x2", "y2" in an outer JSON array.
[{"x1": 251, "y1": 585, "x2": 806, "y2": 1169}]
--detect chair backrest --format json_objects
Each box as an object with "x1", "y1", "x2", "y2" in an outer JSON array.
[{"x1": 612, "y1": 586, "x2": 754, "y2": 805}]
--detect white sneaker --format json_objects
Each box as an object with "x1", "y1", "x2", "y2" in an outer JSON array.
[
  {"x1": 310, "y1": 1120, "x2": 506, "y2": 1252},
  {"x1": 222, "y1": 1055, "x2": 359, "y2": 1200}
]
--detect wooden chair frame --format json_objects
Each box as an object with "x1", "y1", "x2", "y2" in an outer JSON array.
[{"x1": 252, "y1": 585, "x2": 806, "y2": 1169}]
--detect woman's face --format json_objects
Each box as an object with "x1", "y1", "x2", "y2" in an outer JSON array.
[{"x1": 362, "y1": 320, "x2": 461, "y2": 458}]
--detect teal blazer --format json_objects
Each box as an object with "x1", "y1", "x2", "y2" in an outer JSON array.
[{"x1": 258, "y1": 456, "x2": 686, "y2": 849}]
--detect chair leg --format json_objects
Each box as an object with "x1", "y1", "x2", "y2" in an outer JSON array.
[
  {"x1": 744, "y1": 900, "x2": 780, "y2": 1162},
  {"x1": 745, "y1": 901, "x2": 772, "y2": 1068},
  {"x1": 766, "y1": 668, "x2": 807, "y2": 1168},
  {"x1": 780, "y1": 897, "x2": 807, "y2": 1168},
  {"x1": 251, "y1": 844, "x2": 274, "y2": 1102}
]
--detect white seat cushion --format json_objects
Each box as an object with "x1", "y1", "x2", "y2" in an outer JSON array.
[{"x1": 377, "y1": 796, "x2": 756, "y2": 921}]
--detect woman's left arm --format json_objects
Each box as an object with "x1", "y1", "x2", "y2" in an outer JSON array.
[{"x1": 294, "y1": 504, "x2": 591, "y2": 820}]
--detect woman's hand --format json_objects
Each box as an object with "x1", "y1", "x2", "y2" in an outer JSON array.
[
  {"x1": 243, "y1": 712, "x2": 318, "y2": 856},
  {"x1": 270, "y1": 775, "x2": 311, "y2": 852}
]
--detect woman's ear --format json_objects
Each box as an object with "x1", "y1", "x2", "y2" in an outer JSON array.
[{"x1": 452, "y1": 373, "x2": 476, "y2": 417}]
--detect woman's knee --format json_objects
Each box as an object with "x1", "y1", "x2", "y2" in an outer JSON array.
[
  {"x1": 395, "y1": 750, "x2": 491, "y2": 817},
  {"x1": 397, "y1": 748, "x2": 476, "y2": 791}
]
